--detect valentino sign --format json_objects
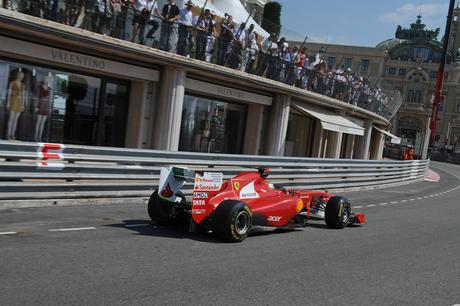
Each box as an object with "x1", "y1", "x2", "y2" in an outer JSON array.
[{"x1": 50, "y1": 50, "x2": 106, "y2": 70}]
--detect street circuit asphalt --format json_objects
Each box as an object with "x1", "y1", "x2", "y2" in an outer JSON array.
[{"x1": 0, "y1": 160, "x2": 459, "y2": 306}]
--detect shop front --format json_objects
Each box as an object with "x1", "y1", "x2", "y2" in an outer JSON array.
[
  {"x1": 0, "y1": 36, "x2": 159, "y2": 147},
  {"x1": 181, "y1": 78, "x2": 272, "y2": 154},
  {"x1": 0, "y1": 59, "x2": 130, "y2": 146}
]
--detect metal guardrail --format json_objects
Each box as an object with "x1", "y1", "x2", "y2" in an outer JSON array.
[{"x1": 0, "y1": 141, "x2": 429, "y2": 201}]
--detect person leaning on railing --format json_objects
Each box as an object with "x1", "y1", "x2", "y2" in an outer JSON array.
[
  {"x1": 159, "y1": 0, "x2": 180, "y2": 52},
  {"x1": 177, "y1": 0, "x2": 194, "y2": 56},
  {"x1": 131, "y1": 0, "x2": 161, "y2": 44},
  {"x1": 194, "y1": 9, "x2": 211, "y2": 61},
  {"x1": 217, "y1": 14, "x2": 234, "y2": 65}
]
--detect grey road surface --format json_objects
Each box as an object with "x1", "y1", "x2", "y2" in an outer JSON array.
[{"x1": 1, "y1": 161, "x2": 459, "y2": 306}]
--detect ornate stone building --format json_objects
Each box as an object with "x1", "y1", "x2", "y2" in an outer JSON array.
[
  {"x1": 296, "y1": 11, "x2": 460, "y2": 158},
  {"x1": 378, "y1": 12, "x2": 460, "y2": 157}
]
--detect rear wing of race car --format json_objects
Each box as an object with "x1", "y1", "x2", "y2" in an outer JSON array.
[
  {"x1": 158, "y1": 166, "x2": 195, "y2": 203},
  {"x1": 158, "y1": 166, "x2": 224, "y2": 203}
]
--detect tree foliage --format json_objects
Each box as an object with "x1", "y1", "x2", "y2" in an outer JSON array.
[{"x1": 262, "y1": 2, "x2": 282, "y2": 36}]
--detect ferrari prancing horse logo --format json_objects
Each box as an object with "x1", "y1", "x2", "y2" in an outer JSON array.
[{"x1": 233, "y1": 182, "x2": 240, "y2": 191}]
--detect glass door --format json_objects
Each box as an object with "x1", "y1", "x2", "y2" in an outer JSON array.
[{"x1": 96, "y1": 79, "x2": 130, "y2": 147}]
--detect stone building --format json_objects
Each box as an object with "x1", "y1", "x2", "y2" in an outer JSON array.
[{"x1": 293, "y1": 12, "x2": 460, "y2": 158}]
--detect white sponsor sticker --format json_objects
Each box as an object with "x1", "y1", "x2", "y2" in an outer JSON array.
[{"x1": 193, "y1": 172, "x2": 223, "y2": 192}]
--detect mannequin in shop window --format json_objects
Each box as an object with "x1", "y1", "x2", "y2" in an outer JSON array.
[
  {"x1": 34, "y1": 76, "x2": 51, "y2": 142},
  {"x1": 6, "y1": 71, "x2": 26, "y2": 140}
]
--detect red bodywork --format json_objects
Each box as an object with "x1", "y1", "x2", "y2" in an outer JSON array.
[{"x1": 191, "y1": 170, "x2": 365, "y2": 227}]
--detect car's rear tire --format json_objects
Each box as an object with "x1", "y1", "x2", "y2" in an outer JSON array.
[
  {"x1": 325, "y1": 196, "x2": 351, "y2": 229},
  {"x1": 212, "y1": 200, "x2": 252, "y2": 242},
  {"x1": 147, "y1": 190, "x2": 174, "y2": 225}
]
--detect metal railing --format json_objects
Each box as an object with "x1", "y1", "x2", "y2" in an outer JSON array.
[
  {"x1": 0, "y1": 141, "x2": 429, "y2": 201},
  {"x1": 2, "y1": 1, "x2": 401, "y2": 120}
]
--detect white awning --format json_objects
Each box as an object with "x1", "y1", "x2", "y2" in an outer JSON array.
[
  {"x1": 373, "y1": 126, "x2": 401, "y2": 144},
  {"x1": 293, "y1": 103, "x2": 365, "y2": 136},
  {"x1": 191, "y1": 0, "x2": 226, "y2": 18}
]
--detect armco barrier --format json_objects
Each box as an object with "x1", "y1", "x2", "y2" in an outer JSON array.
[{"x1": 0, "y1": 141, "x2": 429, "y2": 201}]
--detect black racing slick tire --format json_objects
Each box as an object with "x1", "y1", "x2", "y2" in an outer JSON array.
[
  {"x1": 212, "y1": 200, "x2": 253, "y2": 243},
  {"x1": 147, "y1": 190, "x2": 174, "y2": 225},
  {"x1": 325, "y1": 196, "x2": 351, "y2": 229}
]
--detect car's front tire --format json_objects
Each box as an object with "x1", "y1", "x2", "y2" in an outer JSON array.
[
  {"x1": 212, "y1": 200, "x2": 252, "y2": 242},
  {"x1": 325, "y1": 196, "x2": 351, "y2": 229}
]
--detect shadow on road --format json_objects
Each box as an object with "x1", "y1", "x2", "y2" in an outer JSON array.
[{"x1": 106, "y1": 219, "x2": 307, "y2": 243}]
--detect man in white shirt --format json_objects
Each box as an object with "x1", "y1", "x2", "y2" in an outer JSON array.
[
  {"x1": 177, "y1": 0, "x2": 193, "y2": 56},
  {"x1": 240, "y1": 24, "x2": 256, "y2": 72}
]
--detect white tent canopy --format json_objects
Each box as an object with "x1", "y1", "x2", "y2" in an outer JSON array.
[
  {"x1": 293, "y1": 103, "x2": 365, "y2": 136},
  {"x1": 190, "y1": 0, "x2": 269, "y2": 37}
]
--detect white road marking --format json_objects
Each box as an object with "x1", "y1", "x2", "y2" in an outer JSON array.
[
  {"x1": 354, "y1": 206, "x2": 363, "y2": 209},
  {"x1": 379, "y1": 203, "x2": 388, "y2": 206},
  {"x1": 48, "y1": 227, "x2": 96, "y2": 232},
  {"x1": 0, "y1": 232, "x2": 17, "y2": 235},
  {"x1": 401, "y1": 200, "x2": 407, "y2": 203},
  {"x1": 125, "y1": 224, "x2": 150, "y2": 228},
  {"x1": 367, "y1": 204, "x2": 377, "y2": 207},
  {"x1": 390, "y1": 201, "x2": 398, "y2": 204}
]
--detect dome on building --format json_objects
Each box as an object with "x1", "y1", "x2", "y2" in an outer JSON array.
[{"x1": 376, "y1": 38, "x2": 407, "y2": 50}]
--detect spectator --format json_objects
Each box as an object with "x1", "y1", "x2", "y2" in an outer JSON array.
[
  {"x1": 159, "y1": 0, "x2": 180, "y2": 52},
  {"x1": 226, "y1": 22, "x2": 246, "y2": 69},
  {"x1": 256, "y1": 32, "x2": 278, "y2": 77},
  {"x1": 195, "y1": 9, "x2": 210, "y2": 61},
  {"x1": 93, "y1": 0, "x2": 109, "y2": 34},
  {"x1": 217, "y1": 14, "x2": 234, "y2": 65},
  {"x1": 240, "y1": 24, "x2": 256, "y2": 72},
  {"x1": 205, "y1": 11, "x2": 218, "y2": 62},
  {"x1": 145, "y1": 0, "x2": 162, "y2": 44},
  {"x1": 131, "y1": 0, "x2": 160, "y2": 44},
  {"x1": 177, "y1": 0, "x2": 193, "y2": 56},
  {"x1": 108, "y1": 0, "x2": 127, "y2": 39},
  {"x1": 2, "y1": 0, "x2": 12, "y2": 9},
  {"x1": 45, "y1": 0, "x2": 59, "y2": 21}
]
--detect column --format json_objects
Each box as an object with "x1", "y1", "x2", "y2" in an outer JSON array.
[
  {"x1": 264, "y1": 94, "x2": 290, "y2": 156},
  {"x1": 325, "y1": 131, "x2": 343, "y2": 158},
  {"x1": 345, "y1": 135, "x2": 355, "y2": 159},
  {"x1": 311, "y1": 121, "x2": 324, "y2": 158},
  {"x1": 370, "y1": 132, "x2": 385, "y2": 160},
  {"x1": 243, "y1": 104, "x2": 264, "y2": 155},
  {"x1": 152, "y1": 66, "x2": 186, "y2": 151},
  {"x1": 355, "y1": 119, "x2": 372, "y2": 160},
  {"x1": 125, "y1": 81, "x2": 149, "y2": 148}
]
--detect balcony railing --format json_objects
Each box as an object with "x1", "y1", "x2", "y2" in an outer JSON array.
[{"x1": 2, "y1": 0, "x2": 401, "y2": 120}]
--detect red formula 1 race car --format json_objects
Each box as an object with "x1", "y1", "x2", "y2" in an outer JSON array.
[{"x1": 148, "y1": 167, "x2": 365, "y2": 242}]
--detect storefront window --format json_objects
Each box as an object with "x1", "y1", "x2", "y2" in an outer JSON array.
[
  {"x1": 179, "y1": 95, "x2": 247, "y2": 154},
  {"x1": 0, "y1": 59, "x2": 130, "y2": 146},
  {"x1": 285, "y1": 112, "x2": 315, "y2": 157}
]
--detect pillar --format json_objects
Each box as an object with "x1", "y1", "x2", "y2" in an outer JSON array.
[
  {"x1": 345, "y1": 135, "x2": 355, "y2": 159},
  {"x1": 264, "y1": 94, "x2": 290, "y2": 156},
  {"x1": 125, "y1": 81, "x2": 149, "y2": 148},
  {"x1": 243, "y1": 104, "x2": 264, "y2": 155},
  {"x1": 370, "y1": 132, "x2": 385, "y2": 160},
  {"x1": 355, "y1": 119, "x2": 372, "y2": 160},
  {"x1": 311, "y1": 121, "x2": 324, "y2": 158},
  {"x1": 325, "y1": 131, "x2": 343, "y2": 158},
  {"x1": 152, "y1": 66, "x2": 186, "y2": 151}
]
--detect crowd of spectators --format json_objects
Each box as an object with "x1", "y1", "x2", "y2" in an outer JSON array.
[{"x1": 2, "y1": 0, "x2": 398, "y2": 119}]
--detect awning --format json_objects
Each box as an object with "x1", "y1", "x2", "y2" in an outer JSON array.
[
  {"x1": 373, "y1": 126, "x2": 401, "y2": 144},
  {"x1": 191, "y1": 0, "x2": 226, "y2": 19},
  {"x1": 293, "y1": 103, "x2": 365, "y2": 136}
]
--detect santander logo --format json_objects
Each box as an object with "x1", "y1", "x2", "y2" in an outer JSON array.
[{"x1": 160, "y1": 183, "x2": 174, "y2": 198}]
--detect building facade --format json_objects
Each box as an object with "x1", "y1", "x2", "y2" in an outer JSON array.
[
  {"x1": 292, "y1": 12, "x2": 460, "y2": 158},
  {"x1": 0, "y1": 6, "x2": 391, "y2": 161}
]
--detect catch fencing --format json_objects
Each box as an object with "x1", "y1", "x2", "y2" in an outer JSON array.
[{"x1": 0, "y1": 141, "x2": 429, "y2": 201}]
